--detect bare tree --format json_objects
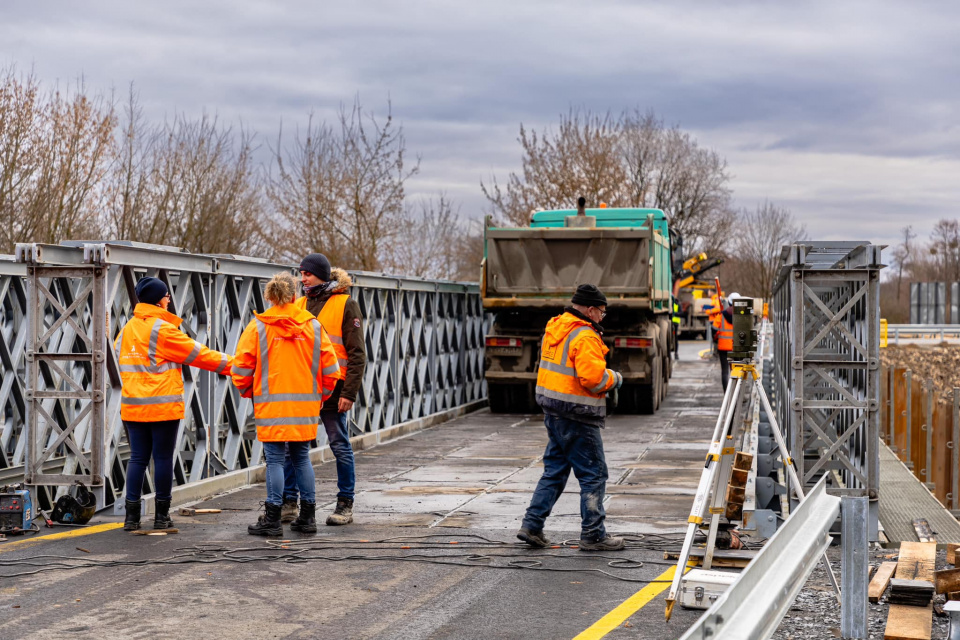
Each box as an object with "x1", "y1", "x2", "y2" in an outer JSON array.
[
  {"x1": 731, "y1": 201, "x2": 806, "y2": 299},
  {"x1": 0, "y1": 66, "x2": 115, "y2": 252},
  {"x1": 267, "y1": 98, "x2": 420, "y2": 269},
  {"x1": 382, "y1": 194, "x2": 461, "y2": 279},
  {"x1": 890, "y1": 225, "x2": 916, "y2": 302},
  {"x1": 481, "y1": 109, "x2": 628, "y2": 226}
]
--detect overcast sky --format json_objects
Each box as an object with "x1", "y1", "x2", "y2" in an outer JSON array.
[{"x1": 3, "y1": 1, "x2": 958, "y2": 251}]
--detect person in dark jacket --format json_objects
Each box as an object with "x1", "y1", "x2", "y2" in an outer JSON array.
[{"x1": 281, "y1": 253, "x2": 366, "y2": 526}]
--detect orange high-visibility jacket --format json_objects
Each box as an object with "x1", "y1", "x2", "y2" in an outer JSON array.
[
  {"x1": 293, "y1": 293, "x2": 348, "y2": 378},
  {"x1": 713, "y1": 308, "x2": 733, "y2": 352},
  {"x1": 535, "y1": 312, "x2": 621, "y2": 428},
  {"x1": 231, "y1": 303, "x2": 341, "y2": 443},
  {"x1": 114, "y1": 303, "x2": 232, "y2": 422}
]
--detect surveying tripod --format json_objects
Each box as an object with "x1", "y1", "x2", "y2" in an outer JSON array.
[{"x1": 663, "y1": 306, "x2": 840, "y2": 621}]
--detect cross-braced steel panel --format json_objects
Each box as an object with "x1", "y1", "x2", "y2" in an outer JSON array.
[
  {"x1": 772, "y1": 242, "x2": 883, "y2": 536},
  {"x1": 3, "y1": 242, "x2": 485, "y2": 509}
]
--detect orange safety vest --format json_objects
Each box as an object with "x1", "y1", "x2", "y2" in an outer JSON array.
[
  {"x1": 714, "y1": 312, "x2": 733, "y2": 352},
  {"x1": 294, "y1": 294, "x2": 349, "y2": 378},
  {"x1": 231, "y1": 303, "x2": 341, "y2": 442},
  {"x1": 535, "y1": 312, "x2": 621, "y2": 424},
  {"x1": 114, "y1": 303, "x2": 232, "y2": 421}
]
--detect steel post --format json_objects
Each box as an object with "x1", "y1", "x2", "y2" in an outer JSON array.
[
  {"x1": 841, "y1": 496, "x2": 868, "y2": 639},
  {"x1": 905, "y1": 370, "x2": 912, "y2": 467}
]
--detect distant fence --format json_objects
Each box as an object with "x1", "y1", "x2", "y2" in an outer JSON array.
[
  {"x1": 910, "y1": 282, "x2": 960, "y2": 324},
  {"x1": 882, "y1": 364, "x2": 960, "y2": 512}
]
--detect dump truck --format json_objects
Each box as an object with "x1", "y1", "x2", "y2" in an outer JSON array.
[{"x1": 481, "y1": 205, "x2": 678, "y2": 414}]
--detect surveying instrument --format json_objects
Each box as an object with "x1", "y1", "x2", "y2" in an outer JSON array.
[{"x1": 663, "y1": 297, "x2": 840, "y2": 621}]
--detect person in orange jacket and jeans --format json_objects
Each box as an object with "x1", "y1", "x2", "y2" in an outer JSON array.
[
  {"x1": 231, "y1": 272, "x2": 341, "y2": 536},
  {"x1": 713, "y1": 294, "x2": 736, "y2": 390},
  {"x1": 115, "y1": 277, "x2": 233, "y2": 531},
  {"x1": 518, "y1": 284, "x2": 625, "y2": 552}
]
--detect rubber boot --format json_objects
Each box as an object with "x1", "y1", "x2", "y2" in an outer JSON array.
[
  {"x1": 123, "y1": 499, "x2": 141, "y2": 531},
  {"x1": 290, "y1": 500, "x2": 317, "y2": 534},
  {"x1": 154, "y1": 499, "x2": 174, "y2": 530},
  {"x1": 325, "y1": 497, "x2": 354, "y2": 526},
  {"x1": 280, "y1": 499, "x2": 299, "y2": 524},
  {"x1": 248, "y1": 502, "x2": 283, "y2": 536}
]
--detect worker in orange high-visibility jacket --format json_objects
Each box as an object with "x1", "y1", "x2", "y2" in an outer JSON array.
[
  {"x1": 713, "y1": 293, "x2": 736, "y2": 391},
  {"x1": 518, "y1": 284, "x2": 625, "y2": 553},
  {"x1": 115, "y1": 277, "x2": 233, "y2": 532},
  {"x1": 282, "y1": 252, "x2": 366, "y2": 527},
  {"x1": 231, "y1": 272, "x2": 341, "y2": 537}
]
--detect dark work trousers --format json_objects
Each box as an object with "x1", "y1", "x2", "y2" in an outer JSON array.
[
  {"x1": 718, "y1": 350, "x2": 730, "y2": 391},
  {"x1": 124, "y1": 419, "x2": 179, "y2": 502},
  {"x1": 521, "y1": 414, "x2": 609, "y2": 543},
  {"x1": 673, "y1": 324, "x2": 679, "y2": 359}
]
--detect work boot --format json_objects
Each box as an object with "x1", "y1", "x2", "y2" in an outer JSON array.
[
  {"x1": 123, "y1": 499, "x2": 141, "y2": 532},
  {"x1": 290, "y1": 500, "x2": 317, "y2": 534},
  {"x1": 153, "y1": 499, "x2": 174, "y2": 530},
  {"x1": 516, "y1": 528, "x2": 550, "y2": 548},
  {"x1": 248, "y1": 502, "x2": 283, "y2": 537},
  {"x1": 578, "y1": 535, "x2": 625, "y2": 551},
  {"x1": 325, "y1": 497, "x2": 354, "y2": 526},
  {"x1": 280, "y1": 499, "x2": 299, "y2": 524}
]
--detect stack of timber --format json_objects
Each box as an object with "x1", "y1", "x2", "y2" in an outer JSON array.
[
  {"x1": 888, "y1": 579, "x2": 934, "y2": 606},
  {"x1": 882, "y1": 541, "x2": 936, "y2": 640}
]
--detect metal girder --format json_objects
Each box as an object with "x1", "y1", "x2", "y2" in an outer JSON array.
[
  {"x1": 3, "y1": 242, "x2": 486, "y2": 510},
  {"x1": 771, "y1": 241, "x2": 882, "y2": 538}
]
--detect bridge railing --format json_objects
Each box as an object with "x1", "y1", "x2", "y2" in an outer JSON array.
[{"x1": 1, "y1": 241, "x2": 486, "y2": 510}]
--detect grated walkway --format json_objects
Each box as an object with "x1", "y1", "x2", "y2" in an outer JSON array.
[{"x1": 878, "y1": 442, "x2": 960, "y2": 543}]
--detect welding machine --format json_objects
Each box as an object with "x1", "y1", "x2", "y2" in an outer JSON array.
[{"x1": 0, "y1": 485, "x2": 33, "y2": 532}]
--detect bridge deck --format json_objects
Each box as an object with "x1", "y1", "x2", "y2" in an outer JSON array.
[{"x1": 2, "y1": 343, "x2": 726, "y2": 640}]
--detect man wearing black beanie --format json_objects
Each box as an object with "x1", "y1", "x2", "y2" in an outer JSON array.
[{"x1": 517, "y1": 283, "x2": 625, "y2": 552}]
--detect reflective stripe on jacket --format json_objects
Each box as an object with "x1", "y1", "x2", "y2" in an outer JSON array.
[
  {"x1": 295, "y1": 293, "x2": 348, "y2": 378},
  {"x1": 231, "y1": 303, "x2": 341, "y2": 442},
  {"x1": 114, "y1": 303, "x2": 232, "y2": 421},
  {"x1": 535, "y1": 311, "x2": 621, "y2": 428},
  {"x1": 672, "y1": 301, "x2": 681, "y2": 325},
  {"x1": 715, "y1": 312, "x2": 733, "y2": 351}
]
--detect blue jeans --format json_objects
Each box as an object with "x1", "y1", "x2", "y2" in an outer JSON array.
[
  {"x1": 124, "y1": 419, "x2": 179, "y2": 502},
  {"x1": 521, "y1": 414, "x2": 609, "y2": 542},
  {"x1": 264, "y1": 441, "x2": 315, "y2": 506},
  {"x1": 283, "y1": 411, "x2": 355, "y2": 501}
]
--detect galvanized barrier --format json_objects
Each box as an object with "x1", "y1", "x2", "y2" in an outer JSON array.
[
  {"x1": 771, "y1": 242, "x2": 882, "y2": 537},
  {"x1": 885, "y1": 323, "x2": 960, "y2": 345},
  {"x1": 1, "y1": 242, "x2": 486, "y2": 509},
  {"x1": 679, "y1": 477, "x2": 842, "y2": 640}
]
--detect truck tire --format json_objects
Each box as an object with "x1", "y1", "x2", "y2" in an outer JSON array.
[{"x1": 488, "y1": 384, "x2": 533, "y2": 414}]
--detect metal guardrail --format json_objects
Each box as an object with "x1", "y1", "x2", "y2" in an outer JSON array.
[
  {"x1": 885, "y1": 323, "x2": 960, "y2": 345},
  {"x1": 679, "y1": 476, "x2": 841, "y2": 640},
  {"x1": 1, "y1": 241, "x2": 487, "y2": 509},
  {"x1": 772, "y1": 241, "x2": 882, "y2": 538}
]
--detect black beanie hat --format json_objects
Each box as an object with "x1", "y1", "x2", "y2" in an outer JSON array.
[
  {"x1": 135, "y1": 277, "x2": 169, "y2": 305},
  {"x1": 571, "y1": 284, "x2": 607, "y2": 307},
  {"x1": 299, "y1": 253, "x2": 332, "y2": 281}
]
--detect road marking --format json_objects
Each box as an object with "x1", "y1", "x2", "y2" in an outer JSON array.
[
  {"x1": 573, "y1": 563, "x2": 690, "y2": 639},
  {"x1": 0, "y1": 523, "x2": 122, "y2": 554}
]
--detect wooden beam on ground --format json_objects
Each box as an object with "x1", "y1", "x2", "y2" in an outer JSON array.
[
  {"x1": 885, "y1": 542, "x2": 937, "y2": 640},
  {"x1": 912, "y1": 519, "x2": 936, "y2": 543},
  {"x1": 870, "y1": 561, "x2": 898, "y2": 603},
  {"x1": 935, "y1": 567, "x2": 960, "y2": 595},
  {"x1": 948, "y1": 543, "x2": 960, "y2": 566}
]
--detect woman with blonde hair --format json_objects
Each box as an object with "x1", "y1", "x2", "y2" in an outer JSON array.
[{"x1": 231, "y1": 272, "x2": 341, "y2": 535}]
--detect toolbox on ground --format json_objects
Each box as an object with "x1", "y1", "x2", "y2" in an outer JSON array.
[{"x1": 678, "y1": 568, "x2": 739, "y2": 610}]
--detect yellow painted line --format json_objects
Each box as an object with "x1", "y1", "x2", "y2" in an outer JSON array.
[
  {"x1": 573, "y1": 563, "x2": 692, "y2": 640},
  {"x1": 0, "y1": 522, "x2": 122, "y2": 554}
]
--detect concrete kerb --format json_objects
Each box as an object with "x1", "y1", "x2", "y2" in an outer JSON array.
[{"x1": 115, "y1": 399, "x2": 488, "y2": 517}]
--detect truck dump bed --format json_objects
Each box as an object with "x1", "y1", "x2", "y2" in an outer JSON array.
[{"x1": 482, "y1": 226, "x2": 671, "y2": 310}]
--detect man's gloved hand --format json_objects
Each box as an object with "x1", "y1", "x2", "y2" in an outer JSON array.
[{"x1": 614, "y1": 372, "x2": 624, "y2": 390}]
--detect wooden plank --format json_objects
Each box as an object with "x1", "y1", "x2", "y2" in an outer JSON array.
[
  {"x1": 947, "y1": 543, "x2": 960, "y2": 566},
  {"x1": 935, "y1": 567, "x2": 960, "y2": 594},
  {"x1": 895, "y1": 542, "x2": 937, "y2": 582},
  {"x1": 912, "y1": 519, "x2": 936, "y2": 543},
  {"x1": 883, "y1": 603, "x2": 932, "y2": 640},
  {"x1": 869, "y1": 561, "x2": 898, "y2": 603}
]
